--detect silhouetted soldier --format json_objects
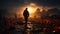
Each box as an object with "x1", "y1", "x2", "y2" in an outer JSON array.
[
  {"x1": 23, "y1": 8, "x2": 29, "y2": 23},
  {"x1": 23, "y1": 8, "x2": 29, "y2": 31}
]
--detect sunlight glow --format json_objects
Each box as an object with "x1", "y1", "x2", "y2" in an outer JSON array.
[
  {"x1": 26, "y1": 3, "x2": 38, "y2": 14},
  {"x1": 16, "y1": 3, "x2": 50, "y2": 18},
  {"x1": 27, "y1": 7, "x2": 36, "y2": 14}
]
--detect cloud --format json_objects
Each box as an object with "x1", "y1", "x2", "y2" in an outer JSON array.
[
  {"x1": 28, "y1": 0, "x2": 60, "y2": 7},
  {"x1": 0, "y1": 0, "x2": 60, "y2": 9},
  {"x1": 0, "y1": 0, "x2": 60, "y2": 16}
]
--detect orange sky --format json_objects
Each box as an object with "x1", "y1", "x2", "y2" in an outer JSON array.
[{"x1": 15, "y1": 3, "x2": 53, "y2": 18}]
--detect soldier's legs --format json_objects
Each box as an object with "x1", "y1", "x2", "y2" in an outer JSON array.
[
  {"x1": 25, "y1": 17, "x2": 28, "y2": 23},
  {"x1": 24, "y1": 17, "x2": 28, "y2": 34}
]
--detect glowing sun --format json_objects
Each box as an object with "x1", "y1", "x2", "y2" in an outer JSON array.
[
  {"x1": 25, "y1": 3, "x2": 38, "y2": 14},
  {"x1": 27, "y1": 7, "x2": 36, "y2": 14}
]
